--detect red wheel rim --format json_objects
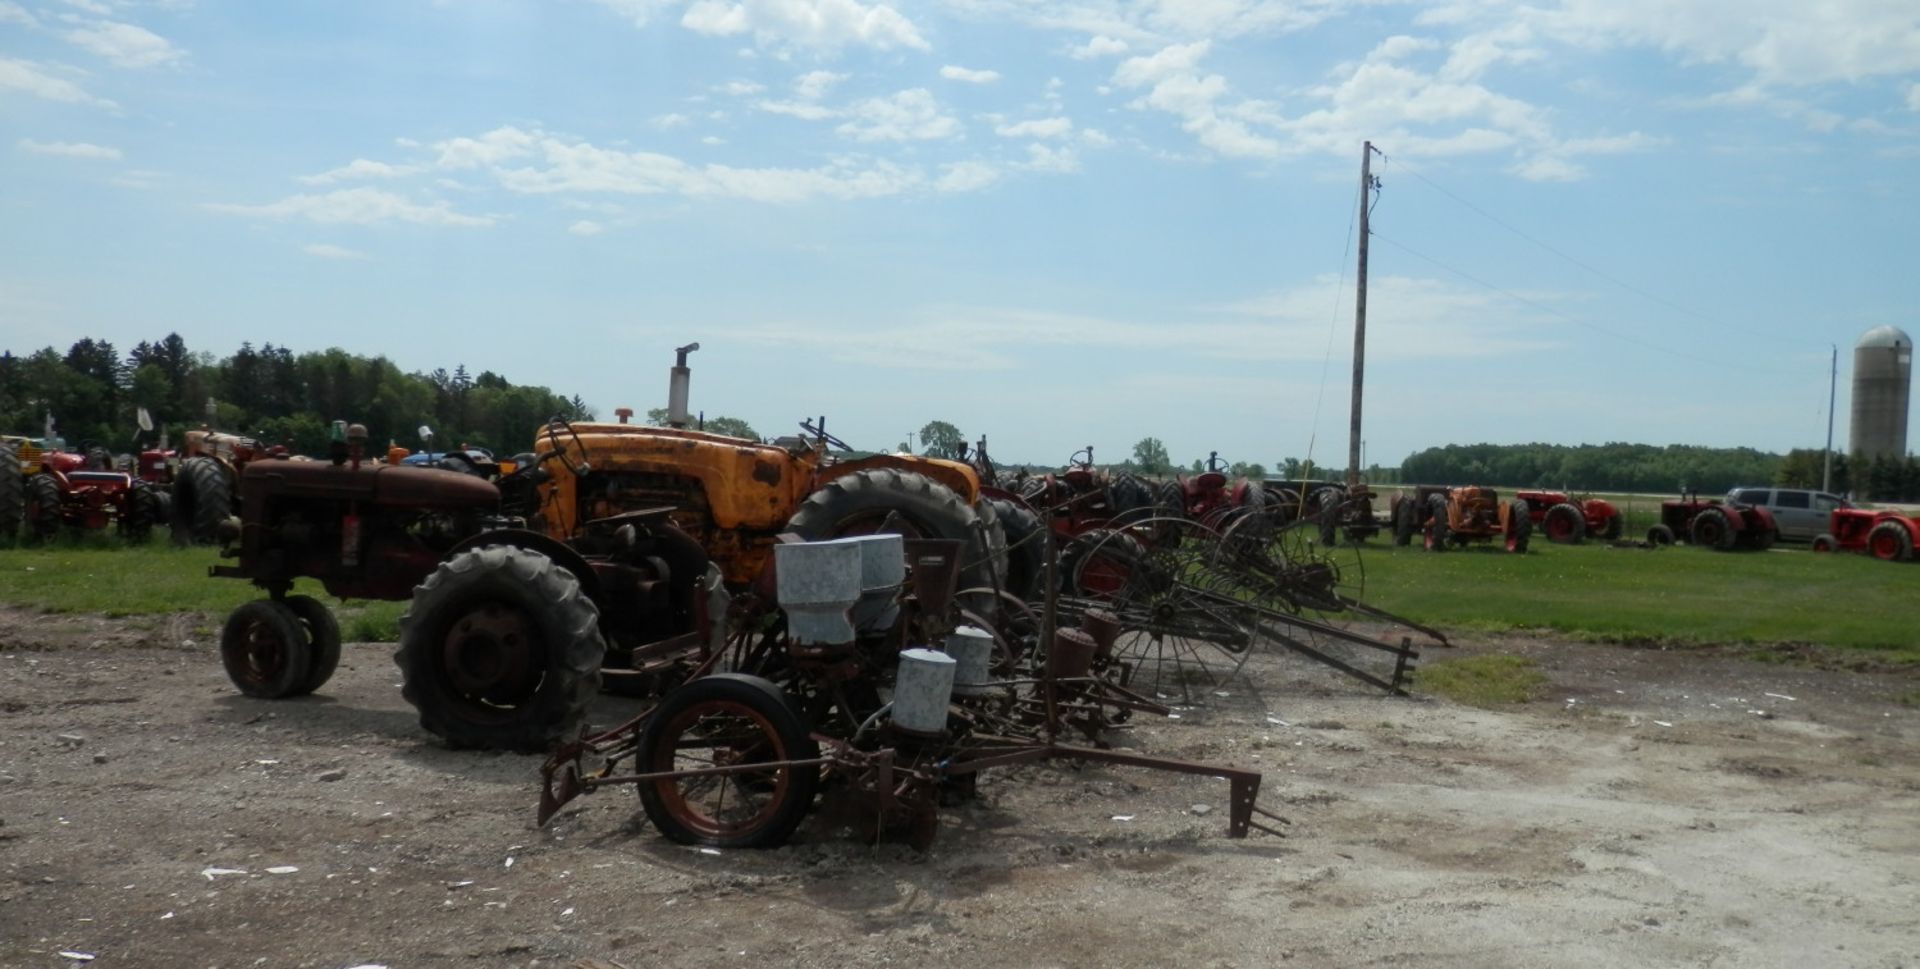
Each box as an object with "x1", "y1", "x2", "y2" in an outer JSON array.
[{"x1": 648, "y1": 699, "x2": 794, "y2": 841}]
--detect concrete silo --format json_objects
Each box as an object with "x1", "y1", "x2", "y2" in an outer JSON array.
[{"x1": 1848, "y1": 325, "x2": 1912, "y2": 462}]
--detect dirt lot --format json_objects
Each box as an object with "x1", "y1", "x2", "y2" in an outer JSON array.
[{"x1": 3, "y1": 607, "x2": 1917, "y2": 969}]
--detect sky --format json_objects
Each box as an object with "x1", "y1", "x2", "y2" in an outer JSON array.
[{"x1": 3, "y1": 0, "x2": 1917, "y2": 470}]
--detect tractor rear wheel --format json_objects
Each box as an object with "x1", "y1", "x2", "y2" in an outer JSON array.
[
  {"x1": 1392, "y1": 497, "x2": 1417, "y2": 546},
  {"x1": 1506, "y1": 500, "x2": 1532, "y2": 553},
  {"x1": 1061, "y1": 528, "x2": 1148, "y2": 598},
  {"x1": 220, "y1": 599, "x2": 314, "y2": 699},
  {"x1": 24, "y1": 473, "x2": 61, "y2": 544},
  {"x1": 1424, "y1": 493, "x2": 1450, "y2": 551},
  {"x1": 1690, "y1": 508, "x2": 1736, "y2": 550},
  {"x1": 1647, "y1": 524, "x2": 1676, "y2": 546},
  {"x1": 396, "y1": 545, "x2": 605, "y2": 752},
  {"x1": 972, "y1": 497, "x2": 1010, "y2": 591},
  {"x1": 789, "y1": 468, "x2": 991, "y2": 597},
  {"x1": 171, "y1": 456, "x2": 231, "y2": 545},
  {"x1": 119, "y1": 481, "x2": 164, "y2": 543},
  {"x1": 1543, "y1": 503, "x2": 1585, "y2": 544},
  {"x1": 636, "y1": 673, "x2": 820, "y2": 849},
  {"x1": 1108, "y1": 473, "x2": 1156, "y2": 522},
  {"x1": 1810, "y1": 533, "x2": 1837, "y2": 553},
  {"x1": 988, "y1": 498, "x2": 1045, "y2": 603},
  {"x1": 284, "y1": 594, "x2": 343, "y2": 695},
  {"x1": 1598, "y1": 512, "x2": 1624, "y2": 541},
  {"x1": 1867, "y1": 521, "x2": 1914, "y2": 562},
  {"x1": 0, "y1": 446, "x2": 23, "y2": 542}
]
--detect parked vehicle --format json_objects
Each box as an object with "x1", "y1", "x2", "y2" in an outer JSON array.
[
  {"x1": 1513, "y1": 489, "x2": 1622, "y2": 544},
  {"x1": 1390, "y1": 485, "x2": 1531, "y2": 553},
  {"x1": 1726, "y1": 487, "x2": 1850, "y2": 543},
  {"x1": 1811, "y1": 508, "x2": 1919, "y2": 562},
  {"x1": 1648, "y1": 495, "x2": 1776, "y2": 551}
]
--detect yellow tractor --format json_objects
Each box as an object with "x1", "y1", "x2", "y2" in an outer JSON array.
[{"x1": 392, "y1": 344, "x2": 1005, "y2": 751}]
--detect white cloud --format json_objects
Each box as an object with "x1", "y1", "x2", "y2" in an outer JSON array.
[
  {"x1": 587, "y1": 0, "x2": 680, "y2": 26},
  {"x1": 758, "y1": 98, "x2": 838, "y2": 120},
  {"x1": 1016, "y1": 142, "x2": 1078, "y2": 173},
  {"x1": 719, "y1": 79, "x2": 766, "y2": 96},
  {"x1": 60, "y1": 0, "x2": 112, "y2": 13},
  {"x1": 995, "y1": 117, "x2": 1072, "y2": 139},
  {"x1": 0, "y1": 2, "x2": 38, "y2": 27},
  {"x1": 568, "y1": 219, "x2": 606, "y2": 236},
  {"x1": 1909, "y1": 83, "x2": 1920, "y2": 112},
  {"x1": 0, "y1": 56, "x2": 118, "y2": 108},
  {"x1": 296, "y1": 159, "x2": 424, "y2": 185},
  {"x1": 1069, "y1": 35, "x2": 1129, "y2": 59},
  {"x1": 940, "y1": 65, "x2": 1000, "y2": 84},
  {"x1": 65, "y1": 20, "x2": 186, "y2": 69},
  {"x1": 110, "y1": 168, "x2": 163, "y2": 189},
  {"x1": 206, "y1": 188, "x2": 496, "y2": 227},
  {"x1": 433, "y1": 127, "x2": 540, "y2": 169},
  {"x1": 302, "y1": 243, "x2": 369, "y2": 260},
  {"x1": 702, "y1": 135, "x2": 726, "y2": 144},
  {"x1": 652, "y1": 112, "x2": 692, "y2": 129},
  {"x1": 793, "y1": 69, "x2": 847, "y2": 100},
  {"x1": 936, "y1": 159, "x2": 1001, "y2": 193},
  {"x1": 18, "y1": 138, "x2": 121, "y2": 159},
  {"x1": 835, "y1": 89, "x2": 961, "y2": 142},
  {"x1": 681, "y1": 0, "x2": 928, "y2": 52}
]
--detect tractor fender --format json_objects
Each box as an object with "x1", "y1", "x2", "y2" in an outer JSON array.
[
  {"x1": 1737, "y1": 505, "x2": 1776, "y2": 532},
  {"x1": 445, "y1": 528, "x2": 602, "y2": 602},
  {"x1": 1581, "y1": 497, "x2": 1618, "y2": 520},
  {"x1": 1877, "y1": 513, "x2": 1920, "y2": 543},
  {"x1": 822, "y1": 455, "x2": 981, "y2": 504}
]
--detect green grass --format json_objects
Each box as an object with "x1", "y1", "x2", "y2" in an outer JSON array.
[
  {"x1": 1413, "y1": 655, "x2": 1548, "y2": 706},
  {"x1": 1355, "y1": 538, "x2": 1920, "y2": 656},
  {"x1": 0, "y1": 541, "x2": 405, "y2": 640}
]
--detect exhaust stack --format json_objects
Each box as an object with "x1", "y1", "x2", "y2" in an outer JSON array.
[{"x1": 666, "y1": 342, "x2": 700, "y2": 428}]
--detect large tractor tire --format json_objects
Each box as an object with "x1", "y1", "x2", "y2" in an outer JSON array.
[
  {"x1": 971, "y1": 497, "x2": 1010, "y2": 592},
  {"x1": 1108, "y1": 473, "x2": 1156, "y2": 522},
  {"x1": 0, "y1": 446, "x2": 23, "y2": 542},
  {"x1": 636, "y1": 673, "x2": 821, "y2": 849},
  {"x1": 1392, "y1": 497, "x2": 1418, "y2": 546},
  {"x1": 396, "y1": 545, "x2": 605, "y2": 752},
  {"x1": 789, "y1": 468, "x2": 993, "y2": 596},
  {"x1": 1867, "y1": 521, "x2": 1914, "y2": 562},
  {"x1": 119, "y1": 481, "x2": 164, "y2": 543},
  {"x1": 1505, "y1": 499, "x2": 1532, "y2": 553},
  {"x1": 24, "y1": 473, "x2": 62, "y2": 544},
  {"x1": 1542, "y1": 503, "x2": 1585, "y2": 544},
  {"x1": 1810, "y1": 533, "x2": 1838, "y2": 553},
  {"x1": 1155, "y1": 479, "x2": 1187, "y2": 520},
  {"x1": 1689, "y1": 508, "x2": 1737, "y2": 551},
  {"x1": 987, "y1": 497, "x2": 1046, "y2": 603},
  {"x1": 171, "y1": 456, "x2": 231, "y2": 545},
  {"x1": 1060, "y1": 528, "x2": 1147, "y2": 597},
  {"x1": 1598, "y1": 511, "x2": 1624, "y2": 541},
  {"x1": 1424, "y1": 493, "x2": 1451, "y2": 551},
  {"x1": 1647, "y1": 524, "x2": 1676, "y2": 546}
]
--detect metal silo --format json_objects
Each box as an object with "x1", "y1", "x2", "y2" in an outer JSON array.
[{"x1": 1848, "y1": 325, "x2": 1912, "y2": 463}]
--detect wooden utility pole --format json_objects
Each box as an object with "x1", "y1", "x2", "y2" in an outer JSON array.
[
  {"x1": 1823, "y1": 343, "x2": 1836, "y2": 492},
  {"x1": 1348, "y1": 141, "x2": 1378, "y2": 487}
]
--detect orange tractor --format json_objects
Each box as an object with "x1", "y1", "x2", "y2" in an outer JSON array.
[
  {"x1": 1514, "y1": 490, "x2": 1622, "y2": 544},
  {"x1": 1390, "y1": 485, "x2": 1532, "y2": 553}
]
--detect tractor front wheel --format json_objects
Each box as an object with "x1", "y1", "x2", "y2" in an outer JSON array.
[
  {"x1": 1505, "y1": 500, "x2": 1532, "y2": 553},
  {"x1": 1424, "y1": 493, "x2": 1450, "y2": 552},
  {"x1": 988, "y1": 498, "x2": 1045, "y2": 603},
  {"x1": 220, "y1": 600, "x2": 314, "y2": 699},
  {"x1": 1542, "y1": 503, "x2": 1585, "y2": 544},
  {"x1": 1810, "y1": 533, "x2": 1838, "y2": 553},
  {"x1": 1647, "y1": 524, "x2": 1675, "y2": 546},
  {"x1": 637, "y1": 673, "x2": 820, "y2": 849},
  {"x1": 119, "y1": 481, "x2": 164, "y2": 543},
  {"x1": 284, "y1": 594, "x2": 343, "y2": 695},
  {"x1": 24, "y1": 473, "x2": 62, "y2": 544},
  {"x1": 171, "y1": 456, "x2": 231, "y2": 545},
  {"x1": 1867, "y1": 521, "x2": 1914, "y2": 562},
  {"x1": 1598, "y1": 512, "x2": 1624, "y2": 541},
  {"x1": 1392, "y1": 497, "x2": 1417, "y2": 546},
  {"x1": 396, "y1": 545, "x2": 605, "y2": 752}
]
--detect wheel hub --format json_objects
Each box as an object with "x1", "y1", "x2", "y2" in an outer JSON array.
[{"x1": 442, "y1": 604, "x2": 540, "y2": 702}]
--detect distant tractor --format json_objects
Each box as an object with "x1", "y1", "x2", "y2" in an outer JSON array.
[
  {"x1": 1811, "y1": 508, "x2": 1920, "y2": 562},
  {"x1": 1513, "y1": 490, "x2": 1621, "y2": 544},
  {"x1": 1390, "y1": 485, "x2": 1531, "y2": 553},
  {"x1": 172, "y1": 428, "x2": 282, "y2": 544},
  {"x1": 1157, "y1": 452, "x2": 1270, "y2": 529},
  {"x1": 1, "y1": 438, "x2": 165, "y2": 543},
  {"x1": 1647, "y1": 495, "x2": 1776, "y2": 551}
]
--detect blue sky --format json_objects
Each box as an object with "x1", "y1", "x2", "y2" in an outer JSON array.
[{"x1": 3, "y1": 0, "x2": 1916, "y2": 469}]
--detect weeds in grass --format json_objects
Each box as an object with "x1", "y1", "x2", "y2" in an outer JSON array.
[{"x1": 1414, "y1": 655, "x2": 1549, "y2": 706}]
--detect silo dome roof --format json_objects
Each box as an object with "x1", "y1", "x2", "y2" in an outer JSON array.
[{"x1": 1857, "y1": 325, "x2": 1911, "y2": 349}]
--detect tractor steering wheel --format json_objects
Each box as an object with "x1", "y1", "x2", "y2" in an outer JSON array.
[
  {"x1": 1206, "y1": 451, "x2": 1228, "y2": 473},
  {"x1": 798, "y1": 419, "x2": 852, "y2": 452},
  {"x1": 538, "y1": 416, "x2": 592, "y2": 478},
  {"x1": 1068, "y1": 446, "x2": 1094, "y2": 469}
]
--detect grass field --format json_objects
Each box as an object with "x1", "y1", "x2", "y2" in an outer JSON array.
[{"x1": 0, "y1": 535, "x2": 1914, "y2": 657}]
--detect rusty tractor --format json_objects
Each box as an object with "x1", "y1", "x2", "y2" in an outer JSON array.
[
  {"x1": 1156, "y1": 452, "x2": 1271, "y2": 529},
  {"x1": 2, "y1": 438, "x2": 166, "y2": 543},
  {"x1": 1515, "y1": 489, "x2": 1622, "y2": 544},
  {"x1": 172, "y1": 427, "x2": 283, "y2": 544},
  {"x1": 1389, "y1": 485, "x2": 1531, "y2": 553},
  {"x1": 1811, "y1": 508, "x2": 1920, "y2": 562},
  {"x1": 1646, "y1": 495, "x2": 1776, "y2": 551}
]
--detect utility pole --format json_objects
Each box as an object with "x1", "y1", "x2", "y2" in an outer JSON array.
[
  {"x1": 1823, "y1": 343, "x2": 1836, "y2": 492},
  {"x1": 1348, "y1": 141, "x2": 1379, "y2": 488}
]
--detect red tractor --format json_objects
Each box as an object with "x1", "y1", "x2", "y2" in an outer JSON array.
[
  {"x1": 1647, "y1": 495, "x2": 1775, "y2": 551},
  {"x1": 1157, "y1": 452, "x2": 1270, "y2": 528},
  {"x1": 7, "y1": 444, "x2": 166, "y2": 543},
  {"x1": 1513, "y1": 490, "x2": 1622, "y2": 544},
  {"x1": 1390, "y1": 485, "x2": 1531, "y2": 553},
  {"x1": 1811, "y1": 508, "x2": 1920, "y2": 562},
  {"x1": 172, "y1": 428, "x2": 281, "y2": 544}
]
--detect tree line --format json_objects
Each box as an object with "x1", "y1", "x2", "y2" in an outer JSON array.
[{"x1": 0, "y1": 334, "x2": 588, "y2": 458}]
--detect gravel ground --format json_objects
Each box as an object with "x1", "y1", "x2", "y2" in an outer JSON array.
[{"x1": 3, "y1": 606, "x2": 1917, "y2": 969}]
